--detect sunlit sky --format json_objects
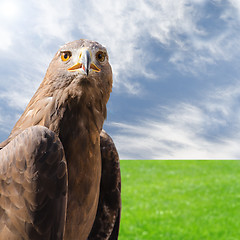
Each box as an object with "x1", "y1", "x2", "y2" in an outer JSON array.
[{"x1": 1, "y1": 0, "x2": 240, "y2": 159}]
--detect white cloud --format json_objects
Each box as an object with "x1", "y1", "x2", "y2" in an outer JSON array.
[
  {"x1": 1, "y1": 0, "x2": 240, "y2": 97},
  {"x1": 0, "y1": 27, "x2": 12, "y2": 51},
  {"x1": 109, "y1": 81, "x2": 240, "y2": 159},
  {"x1": 32, "y1": 0, "x2": 73, "y2": 42},
  {"x1": 73, "y1": 0, "x2": 210, "y2": 90},
  {"x1": 228, "y1": 0, "x2": 240, "y2": 13},
  {"x1": 2, "y1": 0, "x2": 240, "y2": 157}
]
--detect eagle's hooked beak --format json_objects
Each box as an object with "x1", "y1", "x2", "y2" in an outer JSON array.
[{"x1": 68, "y1": 49, "x2": 101, "y2": 75}]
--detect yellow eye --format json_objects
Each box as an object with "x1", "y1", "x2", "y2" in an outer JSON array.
[
  {"x1": 61, "y1": 51, "x2": 72, "y2": 62},
  {"x1": 96, "y1": 51, "x2": 105, "y2": 62}
]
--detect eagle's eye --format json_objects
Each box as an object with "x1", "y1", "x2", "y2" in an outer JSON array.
[
  {"x1": 61, "y1": 51, "x2": 72, "y2": 62},
  {"x1": 96, "y1": 51, "x2": 105, "y2": 62}
]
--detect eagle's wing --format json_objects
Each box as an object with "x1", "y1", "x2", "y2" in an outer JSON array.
[
  {"x1": 0, "y1": 126, "x2": 68, "y2": 240},
  {"x1": 88, "y1": 130, "x2": 121, "y2": 240}
]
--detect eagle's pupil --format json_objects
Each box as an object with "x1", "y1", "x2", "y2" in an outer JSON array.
[
  {"x1": 98, "y1": 54, "x2": 102, "y2": 60},
  {"x1": 64, "y1": 53, "x2": 68, "y2": 59}
]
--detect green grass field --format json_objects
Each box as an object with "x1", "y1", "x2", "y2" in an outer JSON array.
[{"x1": 118, "y1": 160, "x2": 240, "y2": 240}]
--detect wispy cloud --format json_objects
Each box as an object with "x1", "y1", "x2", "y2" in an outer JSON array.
[
  {"x1": 1, "y1": 0, "x2": 240, "y2": 159},
  {"x1": 109, "y1": 80, "x2": 240, "y2": 159},
  {"x1": 73, "y1": 0, "x2": 211, "y2": 90},
  {"x1": 1, "y1": 0, "x2": 240, "y2": 97}
]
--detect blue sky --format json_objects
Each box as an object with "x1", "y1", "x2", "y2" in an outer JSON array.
[{"x1": 1, "y1": 0, "x2": 240, "y2": 159}]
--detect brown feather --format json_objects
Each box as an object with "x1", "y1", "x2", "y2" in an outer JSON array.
[
  {"x1": 88, "y1": 130, "x2": 121, "y2": 240},
  {"x1": 0, "y1": 39, "x2": 120, "y2": 240},
  {"x1": 0, "y1": 126, "x2": 67, "y2": 240}
]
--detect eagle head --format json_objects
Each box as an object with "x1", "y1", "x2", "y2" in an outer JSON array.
[{"x1": 43, "y1": 39, "x2": 113, "y2": 106}]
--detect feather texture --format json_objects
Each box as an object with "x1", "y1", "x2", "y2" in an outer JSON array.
[
  {"x1": 88, "y1": 130, "x2": 121, "y2": 240},
  {"x1": 0, "y1": 126, "x2": 67, "y2": 240},
  {"x1": 0, "y1": 39, "x2": 121, "y2": 240}
]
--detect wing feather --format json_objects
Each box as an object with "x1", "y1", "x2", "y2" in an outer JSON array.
[
  {"x1": 88, "y1": 130, "x2": 121, "y2": 240},
  {"x1": 0, "y1": 126, "x2": 68, "y2": 240}
]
